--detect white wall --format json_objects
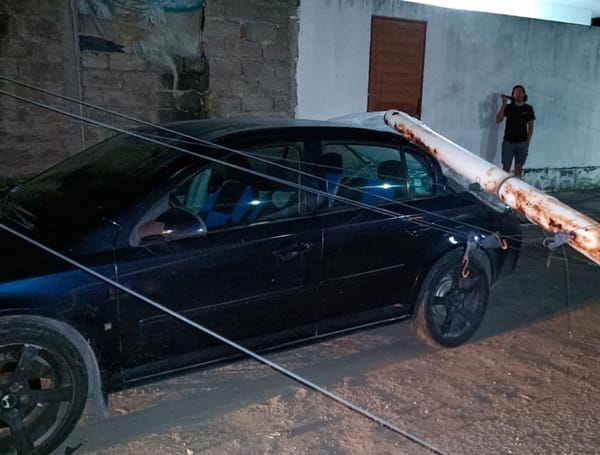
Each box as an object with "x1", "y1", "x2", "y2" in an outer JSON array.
[{"x1": 296, "y1": 0, "x2": 600, "y2": 189}]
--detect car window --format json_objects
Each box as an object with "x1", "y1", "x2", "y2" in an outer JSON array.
[
  {"x1": 318, "y1": 142, "x2": 434, "y2": 210},
  {"x1": 406, "y1": 152, "x2": 434, "y2": 197},
  {"x1": 171, "y1": 142, "x2": 303, "y2": 232},
  {"x1": 9, "y1": 134, "x2": 186, "y2": 236}
]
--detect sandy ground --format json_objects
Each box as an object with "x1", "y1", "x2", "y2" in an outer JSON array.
[{"x1": 55, "y1": 225, "x2": 600, "y2": 455}]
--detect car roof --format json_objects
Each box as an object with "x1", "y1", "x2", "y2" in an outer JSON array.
[{"x1": 159, "y1": 117, "x2": 395, "y2": 142}]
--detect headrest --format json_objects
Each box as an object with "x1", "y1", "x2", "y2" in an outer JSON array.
[
  {"x1": 225, "y1": 154, "x2": 252, "y2": 182},
  {"x1": 266, "y1": 159, "x2": 298, "y2": 187},
  {"x1": 319, "y1": 152, "x2": 343, "y2": 174},
  {"x1": 377, "y1": 160, "x2": 404, "y2": 181}
]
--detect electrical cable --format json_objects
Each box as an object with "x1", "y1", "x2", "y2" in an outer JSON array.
[
  {"x1": 4, "y1": 74, "x2": 597, "y2": 260},
  {"x1": 0, "y1": 76, "x2": 594, "y2": 454},
  {"x1": 0, "y1": 75, "x2": 523, "y2": 244},
  {"x1": 3, "y1": 81, "x2": 595, "y2": 264},
  {"x1": 0, "y1": 87, "x2": 495, "y2": 243}
]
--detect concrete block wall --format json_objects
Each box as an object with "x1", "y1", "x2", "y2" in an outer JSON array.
[
  {"x1": 204, "y1": 0, "x2": 298, "y2": 118},
  {"x1": 0, "y1": 0, "x2": 299, "y2": 187},
  {"x1": 0, "y1": 0, "x2": 82, "y2": 187}
]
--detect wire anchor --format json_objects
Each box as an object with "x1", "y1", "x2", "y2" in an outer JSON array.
[
  {"x1": 543, "y1": 231, "x2": 570, "y2": 269},
  {"x1": 461, "y1": 233, "x2": 477, "y2": 278},
  {"x1": 478, "y1": 231, "x2": 508, "y2": 250}
]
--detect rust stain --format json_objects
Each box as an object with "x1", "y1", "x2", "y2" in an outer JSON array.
[
  {"x1": 547, "y1": 218, "x2": 564, "y2": 231},
  {"x1": 389, "y1": 111, "x2": 600, "y2": 266},
  {"x1": 569, "y1": 232, "x2": 600, "y2": 258},
  {"x1": 394, "y1": 124, "x2": 433, "y2": 155}
]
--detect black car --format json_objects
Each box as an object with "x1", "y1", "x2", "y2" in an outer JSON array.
[{"x1": 0, "y1": 118, "x2": 521, "y2": 454}]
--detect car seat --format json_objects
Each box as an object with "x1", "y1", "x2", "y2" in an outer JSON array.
[
  {"x1": 360, "y1": 160, "x2": 408, "y2": 205},
  {"x1": 249, "y1": 158, "x2": 299, "y2": 221},
  {"x1": 319, "y1": 152, "x2": 344, "y2": 208},
  {"x1": 200, "y1": 155, "x2": 257, "y2": 228}
]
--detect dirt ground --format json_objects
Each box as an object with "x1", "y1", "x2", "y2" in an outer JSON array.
[{"x1": 56, "y1": 224, "x2": 600, "y2": 455}]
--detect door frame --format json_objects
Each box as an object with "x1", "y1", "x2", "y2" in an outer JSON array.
[{"x1": 367, "y1": 15, "x2": 427, "y2": 118}]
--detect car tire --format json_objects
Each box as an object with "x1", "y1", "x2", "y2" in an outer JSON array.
[
  {"x1": 411, "y1": 248, "x2": 491, "y2": 348},
  {"x1": 0, "y1": 316, "x2": 88, "y2": 455}
]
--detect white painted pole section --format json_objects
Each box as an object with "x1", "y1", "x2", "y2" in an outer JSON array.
[{"x1": 384, "y1": 109, "x2": 600, "y2": 266}]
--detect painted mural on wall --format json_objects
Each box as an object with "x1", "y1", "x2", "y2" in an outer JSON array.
[
  {"x1": 78, "y1": 0, "x2": 207, "y2": 91},
  {"x1": 79, "y1": 0, "x2": 204, "y2": 21}
]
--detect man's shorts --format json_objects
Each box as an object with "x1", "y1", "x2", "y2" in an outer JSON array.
[{"x1": 502, "y1": 141, "x2": 528, "y2": 166}]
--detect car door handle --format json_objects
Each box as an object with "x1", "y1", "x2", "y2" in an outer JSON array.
[
  {"x1": 272, "y1": 242, "x2": 313, "y2": 261},
  {"x1": 407, "y1": 216, "x2": 432, "y2": 237},
  {"x1": 408, "y1": 226, "x2": 432, "y2": 238}
]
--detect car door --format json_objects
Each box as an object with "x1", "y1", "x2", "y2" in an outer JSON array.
[
  {"x1": 314, "y1": 135, "x2": 439, "y2": 332},
  {"x1": 114, "y1": 139, "x2": 322, "y2": 379}
]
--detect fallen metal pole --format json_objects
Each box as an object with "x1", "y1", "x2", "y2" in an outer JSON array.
[{"x1": 384, "y1": 109, "x2": 600, "y2": 266}]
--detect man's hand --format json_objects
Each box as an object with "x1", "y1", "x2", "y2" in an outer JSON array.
[{"x1": 496, "y1": 94, "x2": 507, "y2": 123}]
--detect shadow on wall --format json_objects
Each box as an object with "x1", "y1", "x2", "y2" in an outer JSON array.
[{"x1": 479, "y1": 92, "x2": 501, "y2": 165}]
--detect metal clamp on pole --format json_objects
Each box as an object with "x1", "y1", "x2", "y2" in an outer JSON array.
[
  {"x1": 542, "y1": 232, "x2": 571, "y2": 250},
  {"x1": 543, "y1": 232, "x2": 571, "y2": 269},
  {"x1": 478, "y1": 231, "x2": 508, "y2": 250},
  {"x1": 384, "y1": 109, "x2": 600, "y2": 266},
  {"x1": 461, "y1": 233, "x2": 478, "y2": 278}
]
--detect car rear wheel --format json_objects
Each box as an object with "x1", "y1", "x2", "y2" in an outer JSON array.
[
  {"x1": 0, "y1": 317, "x2": 88, "y2": 455},
  {"x1": 412, "y1": 248, "x2": 491, "y2": 348}
]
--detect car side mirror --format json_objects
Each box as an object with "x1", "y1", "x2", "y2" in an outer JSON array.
[{"x1": 138, "y1": 208, "x2": 207, "y2": 242}]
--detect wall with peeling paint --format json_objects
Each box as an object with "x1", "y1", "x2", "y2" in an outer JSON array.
[{"x1": 296, "y1": 0, "x2": 600, "y2": 190}]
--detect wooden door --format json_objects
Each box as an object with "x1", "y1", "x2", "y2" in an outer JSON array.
[{"x1": 368, "y1": 17, "x2": 426, "y2": 118}]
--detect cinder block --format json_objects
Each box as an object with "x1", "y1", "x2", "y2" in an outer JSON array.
[
  {"x1": 204, "y1": 0, "x2": 225, "y2": 17},
  {"x1": 203, "y1": 18, "x2": 241, "y2": 40},
  {"x1": 2, "y1": 42, "x2": 33, "y2": 59},
  {"x1": 82, "y1": 68, "x2": 123, "y2": 88},
  {"x1": 205, "y1": 37, "x2": 238, "y2": 58},
  {"x1": 246, "y1": 22, "x2": 278, "y2": 43},
  {"x1": 21, "y1": 16, "x2": 62, "y2": 40},
  {"x1": 242, "y1": 93, "x2": 272, "y2": 112},
  {"x1": 0, "y1": 58, "x2": 19, "y2": 77},
  {"x1": 241, "y1": 59, "x2": 271, "y2": 80},
  {"x1": 121, "y1": 71, "x2": 161, "y2": 92},
  {"x1": 212, "y1": 95, "x2": 241, "y2": 116},
  {"x1": 18, "y1": 62, "x2": 68, "y2": 88},
  {"x1": 177, "y1": 91, "x2": 204, "y2": 112},
  {"x1": 229, "y1": 77, "x2": 258, "y2": 95},
  {"x1": 158, "y1": 108, "x2": 178, "y2": 123},
  {"x1": 234, "y1": 40, "x2": 262, "y2": 58},
  {"x1": 224, "y1": 0, "x2": 289, "y2": 22},
  {"x1": 109, "y1": 53, "x2": 148, "y2": 71},
  {"x1": 273, "y1": 94, "x2": 291, "y2": 113},
  {"x1": 262, "y1": 42, "x2": 290, "y2": 60},
  {"x1": 157, "y1": 90, "x2": 177, "y2": 108},
  {"x1": 210, "y1": 57, "x2": 242, "y2": 80},
  {"x1": 78, "y1": 15, "x2": 101, "y2": 36},
  {"x1": 99, "y1": 88, "x2": 154, "y2": 111},
  {"x1": 81, "y1": 52, "x2": 109, "y2": 69},
  {"x1": 82, "y1": 86, "x2": 105, "y2": 106},
  {"x1": 178, "y1": 57, "x2": 209, "y2": 91}
]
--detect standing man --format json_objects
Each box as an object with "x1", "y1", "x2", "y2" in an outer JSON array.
[{"x1": 496, "y1": 85, "x2": 535, "y2": 178}]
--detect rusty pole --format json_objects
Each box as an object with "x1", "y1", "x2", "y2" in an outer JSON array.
[{"x1": 384, "y1": 109, "x2": 600, "y2": 266}]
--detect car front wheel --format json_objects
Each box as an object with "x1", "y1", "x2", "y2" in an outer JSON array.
[
  {"x1": 0, "y1": 317, "x2": 88, "y2": 455},
  {"x1": 412, "y1": 248, "x2": 491, "y2": 348}
]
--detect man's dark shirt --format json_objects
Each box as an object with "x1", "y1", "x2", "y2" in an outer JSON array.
[{"x1": 503, "y1": 103, "x2": 535, "y2": 142}]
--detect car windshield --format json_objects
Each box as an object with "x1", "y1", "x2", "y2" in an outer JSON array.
[{"x1": 4, "y1": 134, "x2": 187, "y2": 236}]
